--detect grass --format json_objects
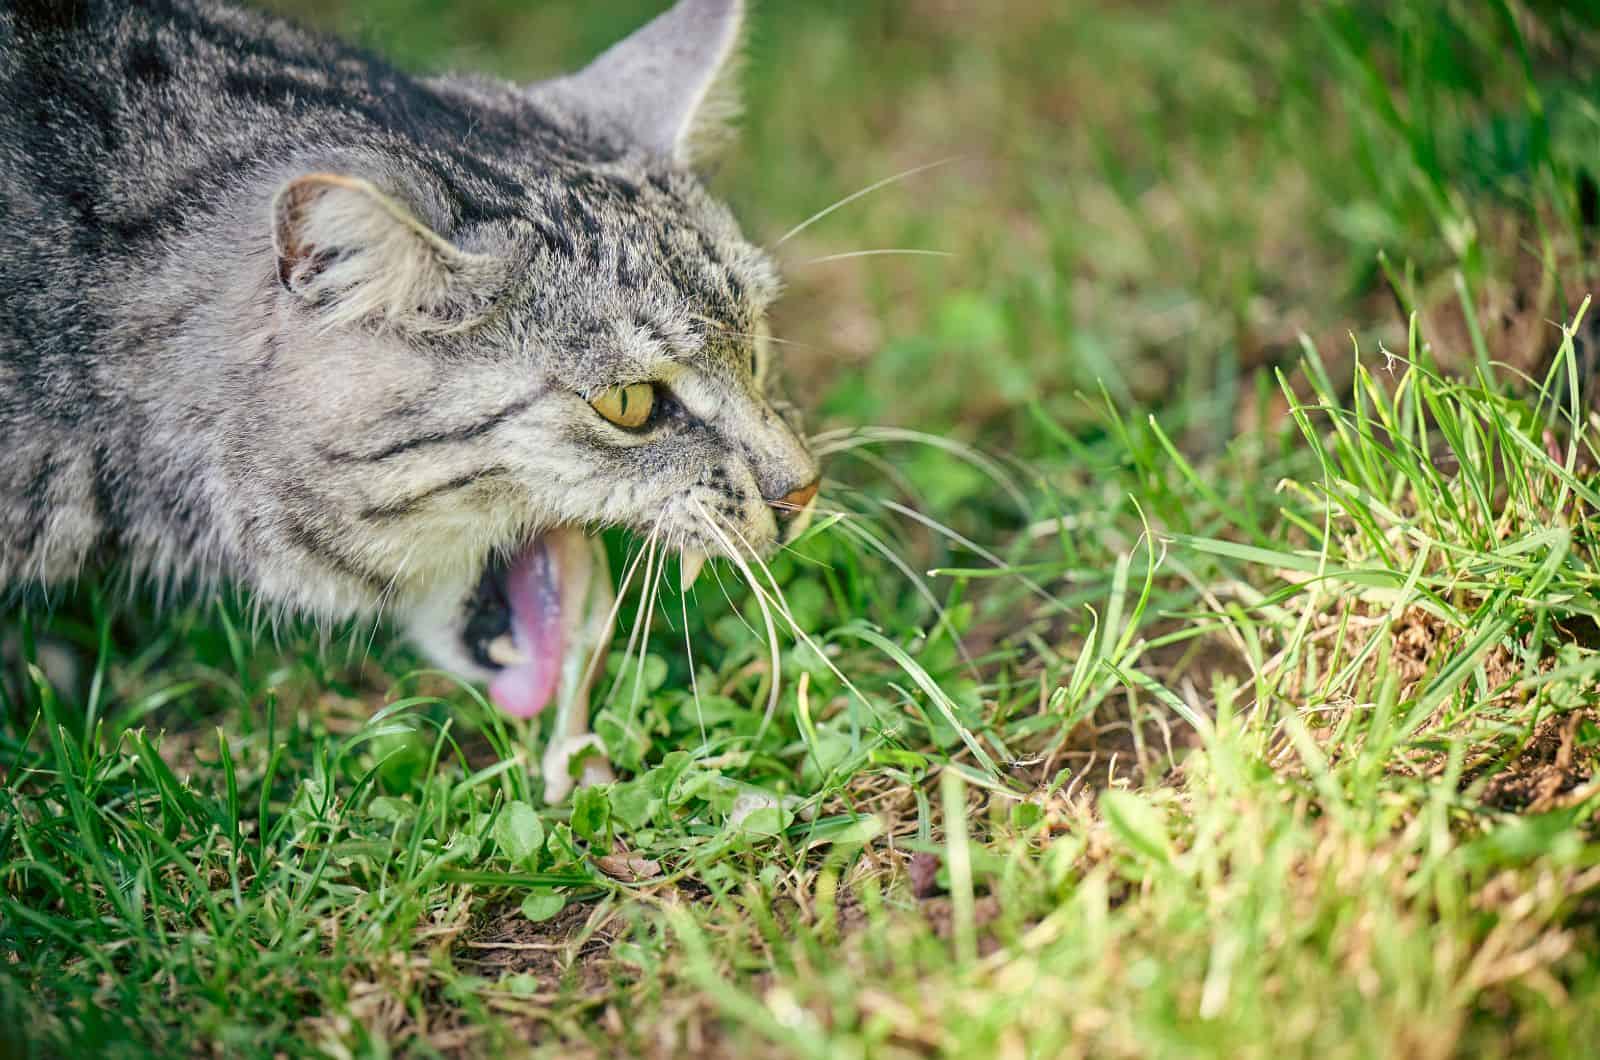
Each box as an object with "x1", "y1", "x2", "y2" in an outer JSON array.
[{"x1": 6, "y1": 0, "x2": 1600, "y2": 1056}]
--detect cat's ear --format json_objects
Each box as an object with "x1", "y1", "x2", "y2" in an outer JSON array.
[
  {"x1": 272, "y1": 173, "x2": 502, "y2": 332},
  {"x1": 554, "y1": 0, "x2": 746, "y2": 165}
]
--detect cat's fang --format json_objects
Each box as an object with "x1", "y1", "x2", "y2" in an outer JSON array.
[
  {"x1": 783, "y1": 494, "x2": 819, "y2": 544},
  {"x1": 679, "y1": 549, "x2": 707, "y2": 591},
  {"x1": 485, "y1": 634, "x2": 528, "y2": 668}
]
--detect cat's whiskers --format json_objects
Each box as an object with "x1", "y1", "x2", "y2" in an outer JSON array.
[
  {"x1": 707, "y1": 554, "x2": 762, "y2": 639},
  {"x1": 763, "y1": 507, "x2": 844, "y2": 569},
  {"x1": 361, "y1": 535, "x2": 425, "y2": 667},
  {"x1": 797, "y1": 249, "x2": 953, "y2": 268},
  {"x1": 679, "y1": 572, "x2": 709, "y2": 753},
  {"x1": 771, "y1": 156, "x2": 963, "y2": 249},
  {"x1": 872, "y1": 495, "x2": 1066, "y2": 611},
  {"x1": 603, "y1": 529, "x2": 662, "y2": 714},
  {"x1": 578, "y1": 531, "x2": 655, "y2": 705},
  {"x1": 688, "y1": 314, "x2": 820, "y2": 354},
  {"x1": 712, "y1": 515, "x2": 879, "y2": 729},
  {"x1": 783, "y1": 501, "x2": 979, "y2": 677},
  {"x1": 628, "y1": 521, "x2": 672, "y2": 718},
  {"x1": 810, "y1": 426, "x2": 1030, "y2": 512},
  {"x1": 824, "y1": 453, "x2": 925, "y2": 512},
  {"x1": 690, "y1": 499, "x2": 783, "y2": 730}
]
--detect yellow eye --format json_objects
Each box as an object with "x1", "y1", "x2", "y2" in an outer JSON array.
[{"x1": 589, "y1": 383, "x2": 655, "y2": 429}]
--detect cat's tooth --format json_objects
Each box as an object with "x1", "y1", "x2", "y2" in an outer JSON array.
[
  {"x1": 679, "y1": 549, "x2": 707, "y2": 591},
  {"x1": 486, "y1": 634, "x2": 528, "y2": 668},
  {"x1": 784, "y1": 494, "x2": 819, "y2": 544}
]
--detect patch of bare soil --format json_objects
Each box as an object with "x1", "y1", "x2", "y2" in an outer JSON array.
[
  {"x1": 388, "y1": 899, "x2": 634, "y2": 1058},
  {"x1": 917, "y1": 894, "x2": 1005, "y2": 949},
  {"x1": 1280, "y1": 604, "x2": 1524, "y2": 715},
  {"x1": 457, "y1": 899, "x2": 624, "y2": 998},
  {"x1": 986, "y1": 613, "x2": 1248, "y2": 799},
  {"x1": 1072, "y1": 628, "x2": 1245, "y2": 785},
  {"x1": 1279, "y1": 597, "x2": 1600, "y2": 819},
  {"x1": 1481, "y1": 709, "x2": 1599, "y2": 814}
]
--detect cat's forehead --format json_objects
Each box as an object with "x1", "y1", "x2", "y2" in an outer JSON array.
[
  {"x1": 535, "y1": 291, "x2": 759, "y2": 390},
  {"x1": 507, "y1": 163, "x2": 778, "y2": 384},
  {"x1": 537, "y1": 164, "x2": 772, "y2": 301}
]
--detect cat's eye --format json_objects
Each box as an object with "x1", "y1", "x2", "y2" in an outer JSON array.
[{"x1": 590, "y1": 383, "x2": 656, "y2": 429}]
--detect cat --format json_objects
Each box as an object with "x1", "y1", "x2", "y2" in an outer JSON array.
[{"x1": 0, "y1": 0, "x2": 821, "y2": 797}]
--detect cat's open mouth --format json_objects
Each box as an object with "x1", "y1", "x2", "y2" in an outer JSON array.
[
  {"x1": 461, "y1": 527, "x2": 617, "y2": 719},
  {"x1": 458, "y1": 495, "x2": 816, "y2": 719}
]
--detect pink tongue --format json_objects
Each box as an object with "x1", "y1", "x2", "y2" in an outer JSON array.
[{"x1": 488, "y1": 538, "x2": 566, "y2": 719}]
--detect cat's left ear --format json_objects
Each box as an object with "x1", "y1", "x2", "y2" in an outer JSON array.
[
  {"x1": 551, "y1": 0, "x2": 746, "y2": 166},
  {"x1": 272, "y1": 173, "x2": 504, "y2": 332}
]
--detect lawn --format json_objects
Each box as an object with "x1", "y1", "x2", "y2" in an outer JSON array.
[{"x1": 6, "y1": 1, "x2": 1600, "y2": 1056}]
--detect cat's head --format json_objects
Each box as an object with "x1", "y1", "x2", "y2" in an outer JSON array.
[{"x1": 254, "y1": 0, "x2": 817, "y2": 715}]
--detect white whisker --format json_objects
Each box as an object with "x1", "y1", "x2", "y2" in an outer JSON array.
[
  {"x1": 629, "y1": 526, "x2": 670, "y2": 716},
  {"x1": 810, "y1": 426, "x2": 1030, "y2": 513},
  {"x1": 877, "y1": 497, "x2": 1065, "y2": 610},
  {"x1": 681, "y1": 585, "x2": 708, "y2": 753},
  {"x1": 595, "y1": 530, "x2": 658, "y2": 711},
  {"x1": 879, "y1": 499, "x2": 1005, "y2": 568},
  {"x1": 691, "y1": 500, "x2": 783, "y2": 731},
  {"x1": 360, "y1": 537, "x2": 422, "y2": 668},
  {"x1": 825, "y1": 450, "x2": 926, "y2": 507},
  {"x1": 713, "y1": 515, "x2": 882, "y2": 729},
  {"x1": 708, "y1": 558, "x2": 762, "y2": 639},
  {"x1": 773, "y1": 157, "x2": 964, "y2": 248},
  {"x1": 688, "y1": 314, "x2": 822, "y2": 354},
  {"x1": 799, "y1": 249, "x2": 953, "y2": 267}
]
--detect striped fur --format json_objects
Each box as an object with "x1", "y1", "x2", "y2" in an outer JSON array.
[{"x1": 0, "y1": 0, "x2": 818, "y2": 672}]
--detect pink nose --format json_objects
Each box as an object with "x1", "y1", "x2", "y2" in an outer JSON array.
[{"x1": 770, "y1": 480, "x2": 819, "y2": 520}]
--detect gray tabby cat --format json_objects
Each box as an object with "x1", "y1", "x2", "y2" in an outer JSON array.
[{"x1": 0, "y1": 0, "x2": 820, "y2": 795}]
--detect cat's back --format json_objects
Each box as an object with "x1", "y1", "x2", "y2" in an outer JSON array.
[
  {"x1": 0, "y1": 0, "x2": 570, "y2": 373},
  {"x1": 1, "y1": 1, "x2": 588, "y2": 283},
  {"x1": 2, "y1": 1, "x2": 435, "y2": 254}
]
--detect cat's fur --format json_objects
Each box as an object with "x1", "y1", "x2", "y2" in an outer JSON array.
[{"x1": 0, "y1": 0, "x2": 818, "y2": 687}]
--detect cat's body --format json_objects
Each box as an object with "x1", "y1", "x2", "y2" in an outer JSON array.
[{"x1": 0, "y1": 0, "x2": 819, "y2": 764}]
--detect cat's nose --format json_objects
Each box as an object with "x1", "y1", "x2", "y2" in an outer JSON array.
[{"x1": 768, "y1": 479, "x2": 820, "y2": 536}]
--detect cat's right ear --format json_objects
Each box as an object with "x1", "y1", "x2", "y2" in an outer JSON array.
[
  {"x1": 549, "y1": 0, "x2": 746, "y2": 166},
  {"x1": 272, "y1": 173, "x2": 503, "y2": 333}
]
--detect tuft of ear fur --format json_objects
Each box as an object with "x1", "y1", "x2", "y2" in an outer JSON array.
[
  {"x1": 550, "y1": 0, "x2": 746, "y2": 166},
  {"x1": 272, "y1": 174, "x2": 503, "y2": 333}
]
